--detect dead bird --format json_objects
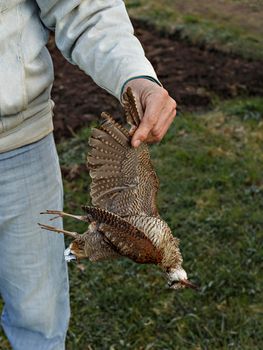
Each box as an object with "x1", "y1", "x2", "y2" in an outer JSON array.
[{"x1": 39, "y1": 88, "x2": 198, "y2": 290}]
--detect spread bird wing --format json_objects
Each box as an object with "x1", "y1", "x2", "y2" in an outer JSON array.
[
  {"x1": 83, "y1": 206, "x2": 162, "y2": 264},
  {"x1": 87, "y1": 96, "x2": 160, "y2": 217}
]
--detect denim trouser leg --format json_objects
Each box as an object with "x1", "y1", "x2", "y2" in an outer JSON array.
[{"x1": 0, "y1": 133, "x2": 70, "y2": 350}]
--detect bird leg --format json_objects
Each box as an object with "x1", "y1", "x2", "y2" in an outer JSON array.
[
  {"x1": 40, "y1": 210, "x2": 87, "y2": 222},
  {"x1": 38, "y1": 223, "x2": 81, "y2": 239}
]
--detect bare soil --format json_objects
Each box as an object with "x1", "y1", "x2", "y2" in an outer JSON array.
[{"x1": 49, "y1": 20, "x2": 263, "y2": 141}]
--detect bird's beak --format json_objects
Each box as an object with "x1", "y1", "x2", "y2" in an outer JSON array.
[{"x1": 180, "y1": 279, "x2": 199, "y2": 290}]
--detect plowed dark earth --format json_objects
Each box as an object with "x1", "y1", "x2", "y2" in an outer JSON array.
[{"x1": 49, "y1": 20, "x2": 263, "y2": 141}]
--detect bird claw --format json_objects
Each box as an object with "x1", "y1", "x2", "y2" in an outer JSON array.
[
  {"x1": 40, "y1": 210, "x2": 64, "y2": 221},
  {"x1": 38, "y1": 222, "x2": 63, "y2": 233},
  {"x1": 38, "y1": 223, "x2": 80, "y2": 239},
  {"x1": 40, "y1": 210, "x2": 86, "y2": 222},
  {"x1": 38, "y1": 224, "x2": 78, "y2": 262}
]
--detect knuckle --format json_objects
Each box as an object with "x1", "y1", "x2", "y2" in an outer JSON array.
[
  {"x1": 151, "y1": 128, "x2": 159, "y2": 137},
  {"x1": 142, "y1": 112, "x2": 155, "y2": 123},
  {"x1": 146, "y1": 115, "x2": 158, "y2": 127},
  {"x1": 161, "y1": 88, "x2": 169, "y2": 98},
  {"x1": 147, "y1": 114, "x2": 156, "y2": 122},
  {"x1": 138, "y1": 132, "x2": 148, "y2": 141},
  {"x1": 155, "y1": 133, "x2": 163, "y2": 142},
  {"x1": 151, "y1": 129, "x2": 163, "y2": 141},
  {"x1": 171, "y1": 99, "x2": 177, "y2": 109}
]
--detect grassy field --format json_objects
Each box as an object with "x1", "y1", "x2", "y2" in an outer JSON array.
[
  {"x1": 125, "y1": 0, "x2": 263, "y2": 60},
  {"x1": 54, "y1": 98, "x2": 263, "y2": 349}
]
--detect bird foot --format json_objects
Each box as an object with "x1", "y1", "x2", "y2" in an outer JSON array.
[
  {"x1": 38, "y1": 223, "x2": 80, "y2": 239},
  {"x1": 40, "y1": 210, "x2": 86, "y2": 222},
  {"x1": 40, "y1": 210, "x2": 64, "y2": 221}
]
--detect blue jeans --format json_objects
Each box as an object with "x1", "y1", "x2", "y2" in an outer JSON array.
[{"x1": 0, "y1": 134, "x2": 70, "y2": 350}]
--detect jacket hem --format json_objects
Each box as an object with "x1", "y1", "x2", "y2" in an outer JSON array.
[{"x1": 0, "y1": 108, "x2": 54, "y2": 154}]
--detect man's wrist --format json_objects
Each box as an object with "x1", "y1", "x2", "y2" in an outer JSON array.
[{"x1": 120, "y1": 75, "x2": 162, "y2": 100}]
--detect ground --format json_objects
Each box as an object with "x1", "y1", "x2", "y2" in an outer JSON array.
[
  {"x1": 0, "y1": 3, "x2": 263, "y2": 350},
  {"x1": 50, "y1": 21, "x2": 263, "y2": 141},
  {"x1": 126, "y1": 0, "x2": 263, "y2": 60}
]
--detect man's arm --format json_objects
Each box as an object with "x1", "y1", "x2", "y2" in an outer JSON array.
[{"x1": 36, "y1": 0, "x2": 176, "y2": 145}]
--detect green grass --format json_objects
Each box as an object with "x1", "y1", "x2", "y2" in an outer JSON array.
[
  {"x1": 125, "y1": 0, "x2": 263, "y2": 60},
  {"x1": 0, "y1": 100, "x2": 262, "y2": 349},
  {"x1": 57, "y1": 102, "x2": 263, "y2": 349},
  {"x1": 220, "y1": 97, "x2": 263, "y2": 121}
]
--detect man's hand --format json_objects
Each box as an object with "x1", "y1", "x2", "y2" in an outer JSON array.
[{"x1": 123, "y1": 78, "x2": 177, "y2": 148}]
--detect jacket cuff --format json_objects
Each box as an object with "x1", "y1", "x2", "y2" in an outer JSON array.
[{"x1": 120, "y1": 75, "x2": 162, "y2": 99}]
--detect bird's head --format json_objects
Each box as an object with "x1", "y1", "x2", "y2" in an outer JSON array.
[{"x1": 166, "y1": 267, "x2": 198, "y2": 290}]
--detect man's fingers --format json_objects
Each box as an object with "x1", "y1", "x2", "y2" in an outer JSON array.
[
  {"x1": 151, "y1": 106, "x2": 177, "y2": 141},
  {"x1": 131, "y1": 99, "x2": 161, "y2": 147},
  {"x1": 131, "y1": 99, "x2": 176, "y2": 146},
  {"x1": 155, "y1": 115, "x2": 175, "y2": 142},
  {"x1": 135, "y1": 97, "x2": 176, "y2": 145},
  {"x1": 131, "y1": 119, "x2": 154, "y2": 147},
  {"x1": 124, "y1": 79, "x2": 177, "y2": 147}
]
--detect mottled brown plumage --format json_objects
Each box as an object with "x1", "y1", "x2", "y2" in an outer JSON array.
[{"x1": 39, "y1": 88, "x2": 197, "y2": 290}]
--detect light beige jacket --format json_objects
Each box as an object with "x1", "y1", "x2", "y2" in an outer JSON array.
[{"x1": 0, "y1": 0, "x2": 159, "y2": 153}]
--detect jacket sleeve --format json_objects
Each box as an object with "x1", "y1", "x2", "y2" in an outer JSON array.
[{"x1": 36, "y1": 0, "x2": 160, "y2": 100}]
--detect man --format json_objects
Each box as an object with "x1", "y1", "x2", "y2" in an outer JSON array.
[{"x1": 0, "y1": 1, "x2": 176, "y2": 349}]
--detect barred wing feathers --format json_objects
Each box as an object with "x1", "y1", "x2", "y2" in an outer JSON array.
[
  {"x1": 82, "y1": 206, "x2": 162, "y2": 264},
  {"x1": 87, "y1": 113, "x2": 159, "y2": 217}
]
